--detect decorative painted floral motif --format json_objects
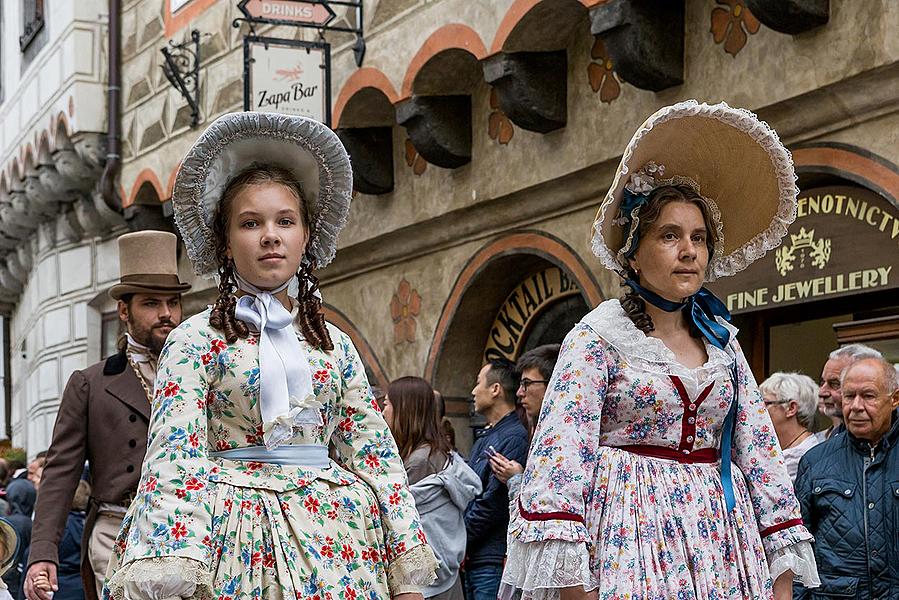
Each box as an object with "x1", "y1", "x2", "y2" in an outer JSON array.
[
  {"x1": 711, "y1": 0, "x2": 761, "y2": 57},
  {"x1": 389, "y1": 278, "x2": 421, "y2": 345},
  {"x1": 403, "y1": 138, "x2": 427, "y2": 175},
  {"x1": 104, "y1": 309, "x2": 433, "y2": 599},
  {"x1": 487, "y1": 88, "x2": 514, "y2": 145},
  {"x1": 587, "y1": 38, "x2": 621, "y2": 103},
  {"x1": 506, "y1": 300, "x2": 812, "y2": 598}
]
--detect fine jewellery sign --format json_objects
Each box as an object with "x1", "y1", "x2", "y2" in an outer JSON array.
[
  {"x1": 484, "y1": 267, "x2": 581, "y2": 362},
  {"x1": 708, "y1": 185, "x2": 899, "y2": 313}
]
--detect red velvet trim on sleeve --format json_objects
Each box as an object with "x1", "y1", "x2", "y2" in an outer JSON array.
[
  {"x1": 517, "y1": 498, "x2": 585, "y2": 524},
  {"x1": 760, "y1": 518, "x2": 804, "y2": 538}
]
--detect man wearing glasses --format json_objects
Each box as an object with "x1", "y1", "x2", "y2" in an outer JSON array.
[{"x1": 488, "y1": 344, "x2": 561, "y2": 496}]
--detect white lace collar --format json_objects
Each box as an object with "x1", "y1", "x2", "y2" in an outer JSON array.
[{"x1": 581, "y1": 299, "x2": 737, "y2": 373}]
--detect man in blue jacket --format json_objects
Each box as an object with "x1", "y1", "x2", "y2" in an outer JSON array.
[
  {"x1": 463, "y1": 359, "x2": 529, "y2": 600},
  {"x1": 794, "y1": 356, "x2": 899, "y2": 599}
]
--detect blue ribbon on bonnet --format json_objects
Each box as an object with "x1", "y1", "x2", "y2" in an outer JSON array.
[{"x1": 624, "y1": 279, "x2": 740, "y2": 512}]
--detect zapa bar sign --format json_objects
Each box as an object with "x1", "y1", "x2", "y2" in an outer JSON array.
[{"x1": 243, "y1": 36, "x2": 332, "y2": 125}]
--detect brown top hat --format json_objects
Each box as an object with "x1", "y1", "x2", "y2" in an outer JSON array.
[{"x1": 108, "y1": 231, "x2": 192, "y2": 300}]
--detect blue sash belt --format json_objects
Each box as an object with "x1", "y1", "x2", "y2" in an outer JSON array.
[{"x1": 210, "y1": 444, "x2": 329, "y2": 468}]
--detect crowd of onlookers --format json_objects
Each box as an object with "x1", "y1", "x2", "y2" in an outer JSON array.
[
  {"x1": 0, "y1": 453, "x2": 87, "y2": 600},
  {"x1": 377, "y1": 341, "x2": 899, "y2": 600}
]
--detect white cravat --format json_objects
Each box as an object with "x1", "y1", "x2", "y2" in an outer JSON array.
[{"x1": 233, "y1": 272, "x2": 321, "y2": 449}]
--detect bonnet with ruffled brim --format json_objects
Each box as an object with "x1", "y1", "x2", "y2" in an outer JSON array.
[
  {"x1": 591, "y1": 100, "x2": 798, "y2": 281},
  {"x1": 172, "y1": 112, "x2": 353, "y2": 278}
]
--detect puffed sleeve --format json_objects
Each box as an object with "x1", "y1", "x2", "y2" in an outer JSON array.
[
  {"x1": 500, "y1": 323, "x2": 607, "y2": 600},
  {"x1": 729, "y1": 342, "x2": 819, "y2": 587},
  {"x1": 105, "y1": 322, "x2": 218, "y2": 600},
  {"x1": 328, "y1": 328, "x2": 437, "y2": 595}
]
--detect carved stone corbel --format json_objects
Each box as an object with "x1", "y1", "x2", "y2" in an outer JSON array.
[
  {"x1": 482, "y1": 51, "x2": 567, "y2": 133},
  {"x1": 0, "y1": 263, "x2": 22, "y2": 294},
  {"x1": 52, "y1": 148, "x2": 96, "y2": 195},
  {"x1": 56, "y1": 210, "x2": 83, "y2": 244},
  {"x1": 396, "y1": 95, "x2": 472, "y2": 169},
  {"x1": 744, "y1": 0, "x2": 828, "y2": 34},
  {"x1": 91, "y1": 190, "x2": 126, "y2": 229},
  {"x1": 336, "y1": 127, "x2": 394, "y2": 195},
  {"x1": 73, "y1": 134, "x2": 107, "y2": 178},
  {"x1": 6, "y1": 253, "x2": 27, "y2": 283},
  {"x1": 37, "y1": 163, "x2": 72, "y2": 204},
  {"x1": 590, "y1": 0, "x2": 684, "y2": 91},
  {"x1": 73, "y1": 195, "x2": 106, "y2": 237},
  {"x1": 24, "y1": 174, "x2": 59, "y2": 216}
]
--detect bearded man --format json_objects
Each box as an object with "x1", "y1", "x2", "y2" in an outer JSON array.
[{"x1": 25, "y1": 231, "x2": 191, "y2": 600}]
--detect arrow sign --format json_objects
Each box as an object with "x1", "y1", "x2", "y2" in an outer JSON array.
[{"x1": 239, "y1": 0, "x2": 336, "y2": 27}]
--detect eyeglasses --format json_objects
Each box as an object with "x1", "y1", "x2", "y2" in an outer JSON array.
[
  {"x1": 519, "y1": 379, "x2": 549, "y2": 391},
  {"x1": 763, "y1": 399, "x2": 790, "y2": 407}
]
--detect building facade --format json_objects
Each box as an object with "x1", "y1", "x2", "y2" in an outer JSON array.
[{"x1": 1, "y1": 0, "x2": 897, "y2": 455}]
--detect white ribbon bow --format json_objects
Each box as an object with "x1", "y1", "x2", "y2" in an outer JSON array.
[{"x1": 233, "y1": 272, "x2": 322, "y2": 449}]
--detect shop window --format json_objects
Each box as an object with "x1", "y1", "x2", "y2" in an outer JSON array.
[
  {"x1": 19, "y1": 0, "x2": 43, "y2": 51},
  {"x1": 101, "y1": 311, "x2": 124, "y2": 359}
]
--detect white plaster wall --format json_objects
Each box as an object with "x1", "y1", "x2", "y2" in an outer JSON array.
[
  {"x1": 10, "y1": 234, "x2": 122, "y2": 456},
  {"x1": 0, "y1": 0, "x2": 107, "y2": 171}
]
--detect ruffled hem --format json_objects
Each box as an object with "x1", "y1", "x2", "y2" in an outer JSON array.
[
  {"x1": 499, "y1": 539, "x2": 596, "y2": 600},
  {"x1": 105, "y1": 556, "x2": 213, "y2": 600},
  {"x1": 262, "y1": 393, "x2": 324, "y2": 450},
  {"x1": 768, "y1": 541, "x2": 820, "y2": 588},
  {"x1": 507, "y1": 499, "x2": 589, "y2": 544},
  {"x1": 386, "y1": 543, "x2": 439, "y2": 595}
]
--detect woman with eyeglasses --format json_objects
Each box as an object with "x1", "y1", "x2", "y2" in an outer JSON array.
[{"x1": 759, "y1": 372, "x2": 820, "y2": 481}]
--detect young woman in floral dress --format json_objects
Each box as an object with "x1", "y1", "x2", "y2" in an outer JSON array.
[
  {"x1": 500, "y1": 101, "x2": 820, "y2": 600},
  {"x1": 104, "y1": 112, "x2": 437, "y2": 600}
]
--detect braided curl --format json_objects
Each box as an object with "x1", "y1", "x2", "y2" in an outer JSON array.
[
  {"x1": 295, "y1": 260, "x2": 333, "y2": 351},
  {"x1": 620, "y1": 266, "x2": 654, "y2": 335}
]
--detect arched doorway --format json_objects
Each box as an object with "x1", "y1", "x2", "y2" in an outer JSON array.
[{"x1": 426, "y1": 231, "x2": 602, "y2": 452}]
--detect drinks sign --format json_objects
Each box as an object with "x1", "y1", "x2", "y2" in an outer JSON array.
[
  {"x1": 708, "y1": 185, "x2": 899, "y2": 313},
  {"x1": 244, "y1": 37, "x2": 331, "y2": 125}
]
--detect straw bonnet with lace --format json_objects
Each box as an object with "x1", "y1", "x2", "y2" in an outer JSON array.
[{"x1": 591, "y1": 99, "x2": 798, "y2": 282}]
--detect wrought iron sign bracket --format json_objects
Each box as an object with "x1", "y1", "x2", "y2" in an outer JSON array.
[
  {"x1": 232, "y1": 0, "x2": 365, "y2": 67},
  {"x1": 161, "y1": 29, "x2": 202, "y2": 128}
]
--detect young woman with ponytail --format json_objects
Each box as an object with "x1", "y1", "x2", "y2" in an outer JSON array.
[{"x1": 105, "y1": 113, "x2": 437, "y2": 600}]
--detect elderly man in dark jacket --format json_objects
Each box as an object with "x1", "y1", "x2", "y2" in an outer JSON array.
[
  {"x1": 794, "y1": 356, "x2": 899, "y2": 599},
  {"x1": 464, "y1": 359, "x2": 529, "y2": 600}
]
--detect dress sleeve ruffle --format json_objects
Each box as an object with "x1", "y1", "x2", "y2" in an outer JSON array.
[
  {"x1": 105, "y1": 556, "x2": 213, "y2": 600},
  {"x1": 386, "y1": 543, "x2": 439, "y2": 595},
  {"x1": 768, "y1": 540, "x2": 820, "y2": 588},
  {"x1": 499, "y1": 539, "x2": 596, "y2": 600}
]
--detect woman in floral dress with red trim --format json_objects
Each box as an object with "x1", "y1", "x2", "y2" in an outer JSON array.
[
  {"x1": 104, "y1": 112, "x2": 437, "y2": 600},
  {"x1": 500, "y1": 101, "x2": 820, "y2": 600}
]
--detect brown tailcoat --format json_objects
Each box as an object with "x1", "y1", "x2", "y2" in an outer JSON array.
[{"x1": 28, "y1": 351, "x2": 149, "y2": 600}]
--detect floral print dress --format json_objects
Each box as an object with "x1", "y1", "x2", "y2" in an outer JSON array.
[
  {"x1": 104, "y1": 309, "x2": 435, "y2": 600},
  {"x1": 501, "y1": 300, "x2": 818, "y2": 600}
]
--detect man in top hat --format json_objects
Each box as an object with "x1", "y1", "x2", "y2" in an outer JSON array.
[{"x1": 25, "y1": 231, "x2": 191, "y2": 600}]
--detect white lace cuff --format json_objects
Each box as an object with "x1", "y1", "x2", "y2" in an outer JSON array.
[
  {"x1": 768, "y1": 541, "x2": 820, "y2": 588},
  {"x1": 499, "y1": 538, "x2": 596, "y2": 600},
  {"x1": 386, "y1": 543, "x2": 439, "y2": 595},
  {"x1": 106, "y1": 557, "x2": 213, "y2": 600}
]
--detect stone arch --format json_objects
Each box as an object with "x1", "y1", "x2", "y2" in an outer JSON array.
[
  {"x1": 792, "y1": 142, "x2": 899, "y2": 208},
  {"x1": 333, "y1": 68, "x2": 399, "y2": 128},
  {"x1": 400, "y1": 24, "x2": 488, "y2": 99},
  {"x1": 490, "y1": 0, "x2": 591, "y2": 53},
  {"x1": 323, "y1": 304, "x2": 389, "y2": 391},
  {"x1": 424, "y1": 231, "x2": 602, "y2": 396},
  {"x1": 126, "y1": 169, "x2": 166, "y2": 208}
]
